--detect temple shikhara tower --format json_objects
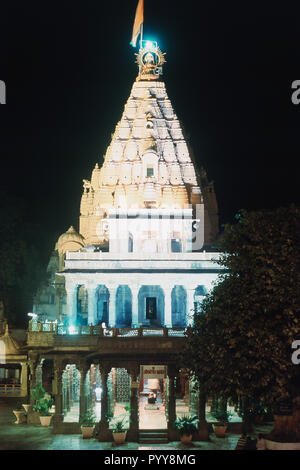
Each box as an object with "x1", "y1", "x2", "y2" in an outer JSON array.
[
  {"x1": 79, "y1": 42, "x2": 218, "y2": 250},
  {"x1": 5, "y1": 33, "x2": 229, "y2": 441}
]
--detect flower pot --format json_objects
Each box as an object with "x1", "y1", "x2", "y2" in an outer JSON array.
[
  {"x1": 180, "y1": 434, "x2": 193, "y2": 444},
  {"x1": 112, "y1": 431, "x2": 127, "y2": 445},
  {"x1": 22, "y1": 404, "x2": 33, "y2": 414},
  {"x1": 213, "y1": 424, "x2": 228, "y2": 437},
  {"x1": 39, "y1": 415, "x2": 52, "y2": 426},
  {"x1": 81, "y1": 426, "x2": 95, "y2": 439},
  {"x1": 13, "y1": 410, "x2": 24, "y2": 424}
]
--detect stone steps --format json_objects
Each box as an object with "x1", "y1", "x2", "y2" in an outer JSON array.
[{"x1": 138, "y1": 429, "x2": 168, "y2": 444}]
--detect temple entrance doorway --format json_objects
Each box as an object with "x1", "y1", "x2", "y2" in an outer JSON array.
[{"x1": 139, "y1": 365, "x2": 167, "y2": 430}]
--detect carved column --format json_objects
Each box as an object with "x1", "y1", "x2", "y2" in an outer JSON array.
[
  {"x1": 20, "y1": 362, "x2": 28, "y2": 397},
  {"x1": 28, "y1": 356, "x2": 40, "y2": 404},
  {"x1": 108, "y1": 287, "x2": 117, "y2": 327},
  {"x1": 127, "y1": 365, "x2": 139, "y2": 442},
  {"x1": 131, "y1": 285, "x2": 140, "y2": 327},
  {"x1": 66, "y1": 282, "x2": 77, "y2": 326},
  {"x1": 98, "y1": 364, "x2": 111, "y2": 441},
  {"x1": 167, "y1": 365, "x2": 178, "y2": 441},
  {"x1": 164, "y1": 286, "x2": 172, "y2": 328},
  {"x1": 196, "y1": 389, "x2": 210, "y2": 441},
  {"x1": 79, "y1": 362, "x2": 90, "y2": 421},
  {"x1": 52, "y1": 359, "x2": 64, "y2": 431},
  {"x1": 87, "y1": 286, "x2": 97, "y2": 325}
]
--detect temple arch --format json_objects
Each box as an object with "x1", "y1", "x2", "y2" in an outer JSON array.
[
  {"x1": 77, "y1": 285, "x2": 88, "y2": 325},
  {"x1": 194, "y1": 285, "x2": 208, "y2": 313},
  {"x1": 138, "y1": 285, "x2": 164, "y2": 326},
  {"x1": 116, "y1": 285, "x2": 132, "y2": 327},
  {"x1": 171, "y1": 285, "x2": 187, "y2": 327},
  {"x1": 128, "y1": 233, "x2": 133, "y2": 252},
  {"x1": 96, "y1": 285, "x2": 110, "y2": 325}
]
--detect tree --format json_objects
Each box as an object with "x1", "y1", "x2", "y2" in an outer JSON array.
[
  {"x1": 0, "y1": 192, "x2": 52, "y2": 327},
  {"x1": 182, "y1": 205, "x2": 300, "y2": 441}
]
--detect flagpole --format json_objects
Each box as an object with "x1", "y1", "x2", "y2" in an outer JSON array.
[{"x1": 140, "y1": 22, "x2": 143, "y2": 49}]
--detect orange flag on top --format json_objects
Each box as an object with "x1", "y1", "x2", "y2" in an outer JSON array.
[{"x1": 130, "y1": 0, "x2": 144, "y2": 47}]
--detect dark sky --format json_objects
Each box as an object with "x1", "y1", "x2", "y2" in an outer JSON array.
[{"x1": 0, "y1": 0, "x2": 299, "y2": 247}]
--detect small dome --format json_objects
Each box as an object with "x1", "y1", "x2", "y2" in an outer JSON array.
[
  {"x1": 57, "y1": 226, "x2": 85, "y2": 253},
  {"x1": 0, "y1": 325, "x2": 21, "y2": 355}
]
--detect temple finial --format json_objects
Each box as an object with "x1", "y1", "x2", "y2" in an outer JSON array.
[{"x1": 135, "y1": 41, "x2": 166, "y2": 81}]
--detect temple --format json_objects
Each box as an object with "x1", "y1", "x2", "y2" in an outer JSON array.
[{"x1": 0, "y1": 41, "x2": 234, "y2": 441}]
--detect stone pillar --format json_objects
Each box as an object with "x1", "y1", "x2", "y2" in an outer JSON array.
[
  {"x1": 28, "y1": 357, "x2": 40, "y2": 404},
  {"x1": 164, "y1": 286, "x2": 172, "y2": 328},
  {"x1": 186, "y1": 288, "x2": 195, "y2": 326},
  {"x1": 52, "y1": 360, "x2": 64, "y2": 431},
  {"x1": 87, "y1": 286, "x2": 97, "y2": 325},
  {"x1": 20, "y1": 362, "x2": 28, "y2": 397},
  {"x1": 65, "y1": 282, "x2": 77, "y2": 326},
  {"x1": 98, "y1": 364, "x2": 111, "y2": 441},
  {"x1": 79, "y1": 363, "x2": 90, "y2": 421},
  {"x1": 35, "y1": 362, "x2": 43, "y2": 387},
  {"x1": 131, "y1": 285, "x2": 140, "y2": 327},
  {"x1": 196, "y1": 389, "x2": 210, "y2": 441},
  {"x1": 108, "y1": 287, "x2": 117, "y2": 327},
  {"x1": 127, "y1": 365, "x2": 139, "y2": 442},
  {"x1": 167, "y1": 365, "x2": 177, "y2": 441},
  {"x1": 26, "y1": 357, "x2": 43, "y2": 425}
]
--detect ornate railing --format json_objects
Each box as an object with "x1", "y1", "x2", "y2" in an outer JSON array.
[
  {"x1": 0, "y1": 383, "x2": 21, "y2": 394},
  {"x1": 28, "y1": 321, "x2": 186, "y2": 338}
]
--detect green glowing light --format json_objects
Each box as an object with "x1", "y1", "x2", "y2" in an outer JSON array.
[{"x1": 144, "y1": 40, "x2": 156, "y2": 51}]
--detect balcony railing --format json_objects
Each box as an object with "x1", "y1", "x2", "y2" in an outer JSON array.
[
  {"x1": 0, "y1": 383, "x2": 21, "y2": 394},
  {"x1": 28, "y1": 321, "x2": 186, "y2": 338}
]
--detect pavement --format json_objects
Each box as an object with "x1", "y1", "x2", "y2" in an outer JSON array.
[{"x1": 0, "y1": 399, "x2": 272, "y2": 451}]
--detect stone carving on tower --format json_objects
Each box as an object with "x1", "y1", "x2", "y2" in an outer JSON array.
[{"x1": 79, "y1": 41, "x2": 219, "y2": 248}]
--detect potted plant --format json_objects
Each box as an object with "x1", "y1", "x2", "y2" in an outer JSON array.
[
  {"x1": 13, "y1": 402, "x2": 25, "y2": 424},
  {"x1": 174, "y1": 415, "x2": 199, "y2": 444},
  {"x1": 80, "y1": 409, "x2": 97, "y2": 438},
  {"x1": 31, "y1": 384, "x2": 54, "y2": 426},
  {"x1": 22, "y1": 403, "x2": 33, "y2": 414},
  {"x1": 211, "y1": 407, "x2": 232, "y2": 437},
  {"x1": 109, "y1": 416, "x2": 128, "y2": 445}
]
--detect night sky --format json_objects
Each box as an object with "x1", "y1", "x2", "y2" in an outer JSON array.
[{"x1": 0, "y1": 0, "x2": 299, "y2": 249}]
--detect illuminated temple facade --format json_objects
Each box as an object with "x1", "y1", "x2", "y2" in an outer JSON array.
[
  {"x1": 34, "y1": 42, "x2": 220, "y2": 330},
  {"x1": 1, "y1": 42, "x2": 229, "y2": 441}
]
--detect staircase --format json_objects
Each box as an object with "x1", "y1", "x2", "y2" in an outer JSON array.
[{"x1": 138, "y1": 429, "x2": 169, "y2": 444}]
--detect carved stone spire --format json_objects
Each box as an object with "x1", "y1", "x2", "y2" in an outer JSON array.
[{"x1": 79, "y1": 43, "x2": 213, "y2": 245}]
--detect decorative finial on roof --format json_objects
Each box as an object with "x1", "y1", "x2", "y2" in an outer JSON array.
[{"x1": 135, "y1": 41, "x2": 166, "y2": 81}]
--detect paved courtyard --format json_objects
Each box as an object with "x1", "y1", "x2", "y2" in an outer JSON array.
[{"x1": 0, "y1": 400, "x2": 272, "y2": 451}]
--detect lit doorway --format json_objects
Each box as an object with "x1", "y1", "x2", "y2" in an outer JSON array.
[{"x1": 139, "y1": 365, "x2": 167, "y2": 430}]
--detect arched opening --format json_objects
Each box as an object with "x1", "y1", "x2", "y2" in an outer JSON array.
[
  {"x1": 138, "y1": 286, "x2": 164, "y2": 326},
  {"x1": 128, "y1": 233, "x2": 133, "y2": 252},
  {"x1": 96, "y1": 285, "x2": 110, "y2": 325},
  {"x1": 62, "y1": 364, "x2": 80, "y2": 423},
  {"x1": 171, "y1": 232, "x2": 182, "y2": 253},
  {"x1": 85, "y1": 364, "x2": 102, "y2": 421},
  {"x1": 194, "y1": 285, "x2": 207, "y2": 313},
  {"x1": 77, "y1": 285, "x2": 88, "y2": 325},
  {"x1": 171, "y1": 285, "x2": 187, "y2": 327},
  {"x1": 116, "y1": 285, "x2": 132, "y2": 327}
]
